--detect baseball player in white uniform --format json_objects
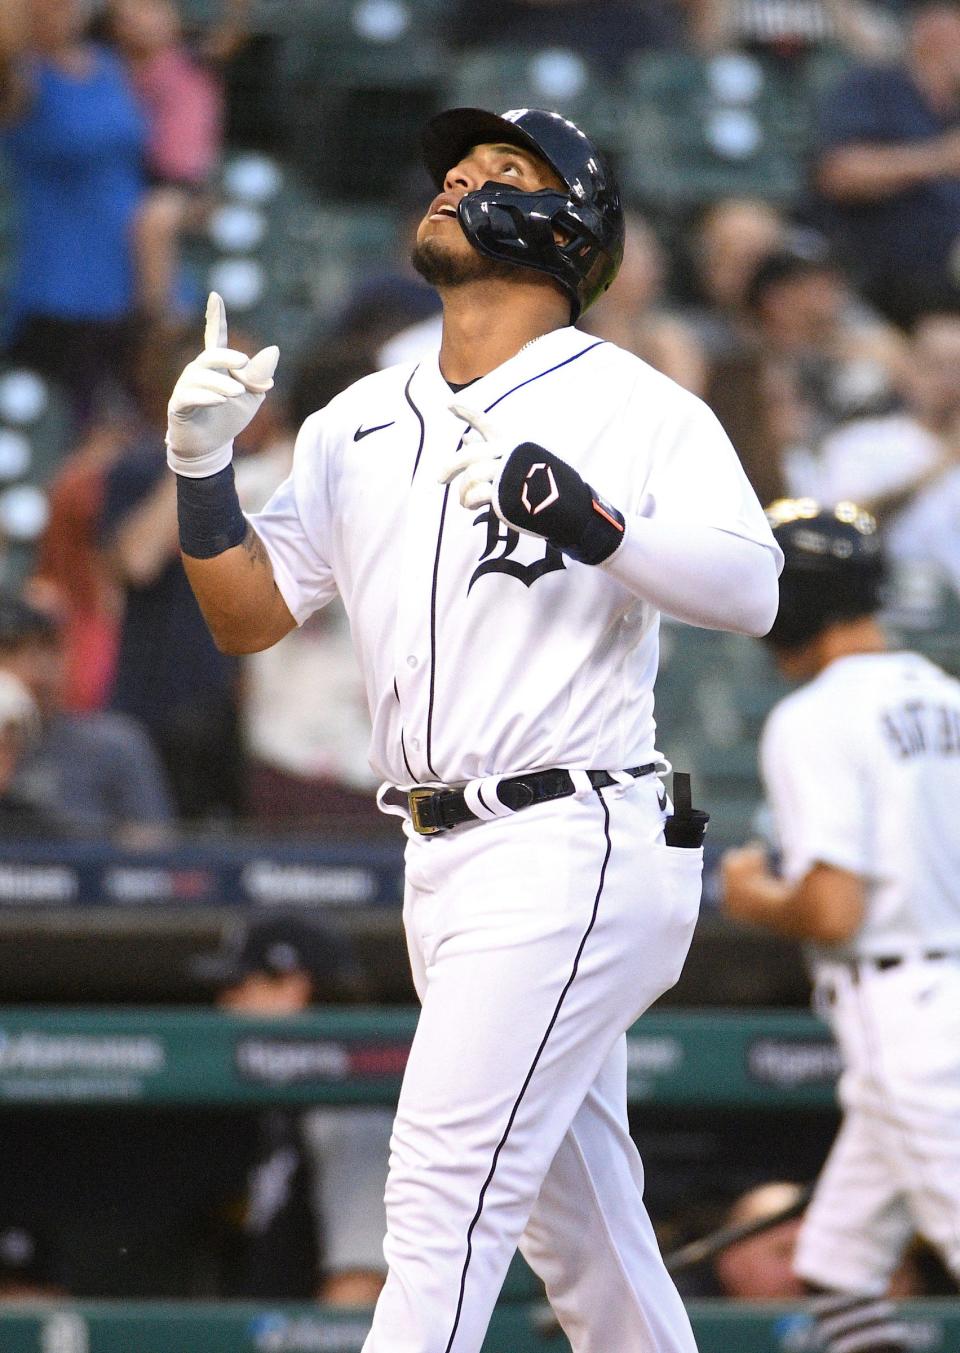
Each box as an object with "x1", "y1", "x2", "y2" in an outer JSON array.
[
  {"x1": 164, "y1": 107, "x2": 781, "y2": 1352},
  {"x1": 723, "y1": 499, "x2": 960, "y2": 1353}
]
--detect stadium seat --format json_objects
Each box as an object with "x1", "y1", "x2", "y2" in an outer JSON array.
[
  {"x1": 657, "y1": 624, "x2": 789, "y2": 844},
  {"x1": 884, "y1": 565, "x2": 960, "y2": 676},
  {"x1": 0, "y1": 364, "x2": 74, "y2": 583},
  {"x1": 619, "y1": 52, "x2": 808, "y2": 212},
  {"x1": 180, "y1": 154, "x2": 401, "y2": 360},
  {"x1": 442, "y1": 48, "x2": 624, "y2": 155}
]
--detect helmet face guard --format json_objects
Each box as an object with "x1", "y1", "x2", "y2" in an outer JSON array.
[{"x1": 421, "y1": 107, "x2": 624, "y2": 321}]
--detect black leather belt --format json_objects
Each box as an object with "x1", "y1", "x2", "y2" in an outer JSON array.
[
  {"x1": 822, "y1": 950, "x2": 956, "y2": 1002},
  {"x1": 407, "y1": 764, "x2": 658, "y2": 836},
  {"x1": 860, "y1": 950, "x2": 950, "y2": 973}
]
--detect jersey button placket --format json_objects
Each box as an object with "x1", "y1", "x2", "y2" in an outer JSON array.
[{"x1": 392, "y1": 398, "x2": 454, "y2": 782}]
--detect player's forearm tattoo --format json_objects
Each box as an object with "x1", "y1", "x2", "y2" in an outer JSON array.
[
  {"x1": 241, "y1": 523, "x2": 283, "y2": 596},
  {"x1": 241, "y1": 523, "x2": 270, "y2": 568}
]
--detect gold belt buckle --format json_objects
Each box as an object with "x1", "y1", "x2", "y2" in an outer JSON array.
[{"x1": 408, "y1": 787, "x2": 441, "y2": 835}]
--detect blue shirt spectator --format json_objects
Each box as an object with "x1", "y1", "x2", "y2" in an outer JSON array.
[
  {"x1": 814, "y1": 3, "x2": 960, "y2": 324},
  {"x1": 1, "y1": 45, "x2": 145, "y2": 332},
  {"x1": 101, "y1": 434, "x2": 244, "y2": 823},
  {"x1": 0, "y1": 594, "x2": 173, "y2": 837},
  {"x1": 14, "y1": 710, "x2": 174, "y2": 836}
]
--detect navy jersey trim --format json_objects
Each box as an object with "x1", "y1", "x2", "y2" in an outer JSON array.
[
  {"x1": 400, "y1": 727, "x2": 416, "y2": 783},
  {"x1": 405, "y1": 368, "x2": 426, "y2": 482},
  {"x1": 442, "y1": 789, "x2": 613, "y2": 1353},
  {"x1": 425, "y1": 483, "x2": 451, "y2": 779},
  {"x1": 483, "y1": 340, "x2": 605, "y2": 416},
  {"x1": 424, "y1": 340, "x2": 605, "y2": 783},
  {"x1": 394, "y1": 680, "x2": 417, "y2": 783}
]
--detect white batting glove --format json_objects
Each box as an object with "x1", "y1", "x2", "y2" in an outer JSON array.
[
  {"x1": 440, "y1": 402, "x2": 522, "y2": 520},
  {"x1": 166, "y1": 292, "x2": 280, "y2": 478},
  {"x1": 442, "y1": 401, "x2": 627, "y2": 566}
]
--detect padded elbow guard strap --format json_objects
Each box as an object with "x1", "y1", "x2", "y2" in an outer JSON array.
[
  {"x1": 495, "y1": 442, "x2": 625, "y2": 565},
  {"x1": 175, "y1": 463, "x2": 247, "y2": 559}
]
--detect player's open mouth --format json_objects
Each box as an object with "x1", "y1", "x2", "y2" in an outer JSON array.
[{"x1": 428, "y1": 195, "x2": 460, "y2": 222}]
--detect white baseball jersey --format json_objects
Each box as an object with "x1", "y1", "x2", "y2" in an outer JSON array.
[
  {"x1": 250, "y1": 327, "x2": 778, "y2": 791},
  {"x1": 762, "y1": 650, "x2": 960, "y2": 1296},
  {"x1": 761, "y1": 650, "x2": 960, "y2": 962},
  {"x1": 248, "y1": 325, "x2": 780, "y2": 1352}
]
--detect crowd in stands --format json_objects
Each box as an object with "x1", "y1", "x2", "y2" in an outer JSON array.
[
  {"x1": 0, "y1": 0, "x2": 959, "y2": 837},
  {"x1": 3, "y1": 0, "x2": 960, "y2": 1314}
]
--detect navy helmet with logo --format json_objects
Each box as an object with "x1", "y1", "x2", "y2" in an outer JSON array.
[
  {"x1": 421, "y1": 107, "x2": 625, "y2": 321},
  {"x1": 764, "y1": 498, "x2": 886, "y2": 650}
]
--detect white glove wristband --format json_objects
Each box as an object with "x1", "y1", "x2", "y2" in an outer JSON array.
[{"x1": 166, "y1": 439, "x2": 235, "y2": 479}]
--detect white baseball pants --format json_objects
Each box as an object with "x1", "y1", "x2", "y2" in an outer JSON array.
[
  {"x1": 795, "y1": 956, "x2": 960, "y2": 1293},
  {"x1": 361, "y1": 778, "x2": 702, "y2": 1353}
]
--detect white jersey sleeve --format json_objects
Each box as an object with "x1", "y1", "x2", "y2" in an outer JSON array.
[
  {"x1": 633, "y1": 378, "x2": 782, "y2": 557},
  {"x1": 760, "y1": 696, "x2": 872, "y2": 883},
  {"x1": 595, "y1": 373, "x2": 782, "y2": 634},
  {"x1": 248, "y1": 410, "x2": 340, "y2": 624}
]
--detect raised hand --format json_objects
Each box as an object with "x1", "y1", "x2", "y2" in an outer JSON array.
[{"x1": 166, "y1": 292, "x2": 279, "y2": 478}]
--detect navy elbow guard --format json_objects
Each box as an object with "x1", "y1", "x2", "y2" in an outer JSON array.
[
  {"x1": 175, "y1": 463, "x2": 247, "y2": 559},
  {"x1": 495, "y1": 442, "x2": 625, "y2": 564}
]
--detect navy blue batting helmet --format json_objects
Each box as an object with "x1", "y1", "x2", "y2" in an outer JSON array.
[
  {"x1": 765, "y1": 498, "x2": 886, "y2": 650},
  {"x1": 421, "y1": 107, "x2": 625, "y2": 321}
]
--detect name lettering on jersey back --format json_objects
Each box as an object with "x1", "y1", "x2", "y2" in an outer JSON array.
[
  {"x1": 467, "y1": 506, "x2": 566, "y2": 592},
  {"x1": 881, "y1": 699, "x2": 960, "y2": 759}
]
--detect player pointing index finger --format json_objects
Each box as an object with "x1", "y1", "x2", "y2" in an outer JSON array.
[
  {"x1": 166, "y1": 104, "x2": 782, "y2": 1352},
  {"x1": 204, "y1": 289, "x2": 229, "y2": 351}
]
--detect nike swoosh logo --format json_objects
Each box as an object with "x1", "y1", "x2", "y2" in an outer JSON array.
[{"x1": 354, "y1": 421, "x2": 395, "y2": 441}]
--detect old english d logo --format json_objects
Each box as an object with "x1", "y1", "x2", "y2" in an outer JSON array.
[{"x1": 468, "y1": 507, "x2": 565, "y2": 592}]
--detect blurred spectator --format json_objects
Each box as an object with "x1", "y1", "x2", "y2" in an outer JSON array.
[
  {"x1": 30, "y1": 420, "x2": 127, "y2": 712},
  {"x1": 234, "y1": 358, "x2": 387, "y2": 836},
  {"x1": 104, "y1": 0, "x2": 250, "y2": 315},
  {"x1": 100, "y1": 323, "x2": 244, "y2": 825},
  {"x1": 684, "y1": 197, "x2": 786, "y2": 359},
  {"x1": 447, "y1": 0, "x2": 688, "y2": 70},
  {"x1": 342, "y1": 189, "x2": 442, "y2": 371},
  {"x1": 377, "y1": 307, "x2": 443, "y2": 370},
  {"x1": 712, "y1": 1182, "x2": 808, "y2": 1299},
  {"x1": 694, "y1": 0, "x2": 901, "y2": 61},
  {"x1": 675, "y1": 1181, "x2": 936, "y2": 1300},
  {"x1": 0, "y1": 1222, "x2": 68, "y2": 1300},
  {"x1": 815, "y1": 1, "x2": 960, "y2": 326},
  {"x1": 669, "y1": 1181, "x2": 808, "y2": 1299},
  {"x1": 743, "y1": 235, "x2": 908, "y2": 436},
  {"x1": 797, "y1": 313, "x2": 960, "y2": 596},
  {"x1": 706, "y1": 351, "x2": 815, "y2": 504},
  {"x1": 0, "y1": 0, "x2": 146, "y2": 427},
  {"x1": 0, "y1": 593, "x2": 173, "y2": 838},
  {"x1": 0, "y1": 668, "x2": 69, "y2": 836},
  {"x1": 585, "y1": 210, "x2": 707, "y2": 394},
  {"x1": 197, "y1": 915, "x2": 390, "y2": 1304}
]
